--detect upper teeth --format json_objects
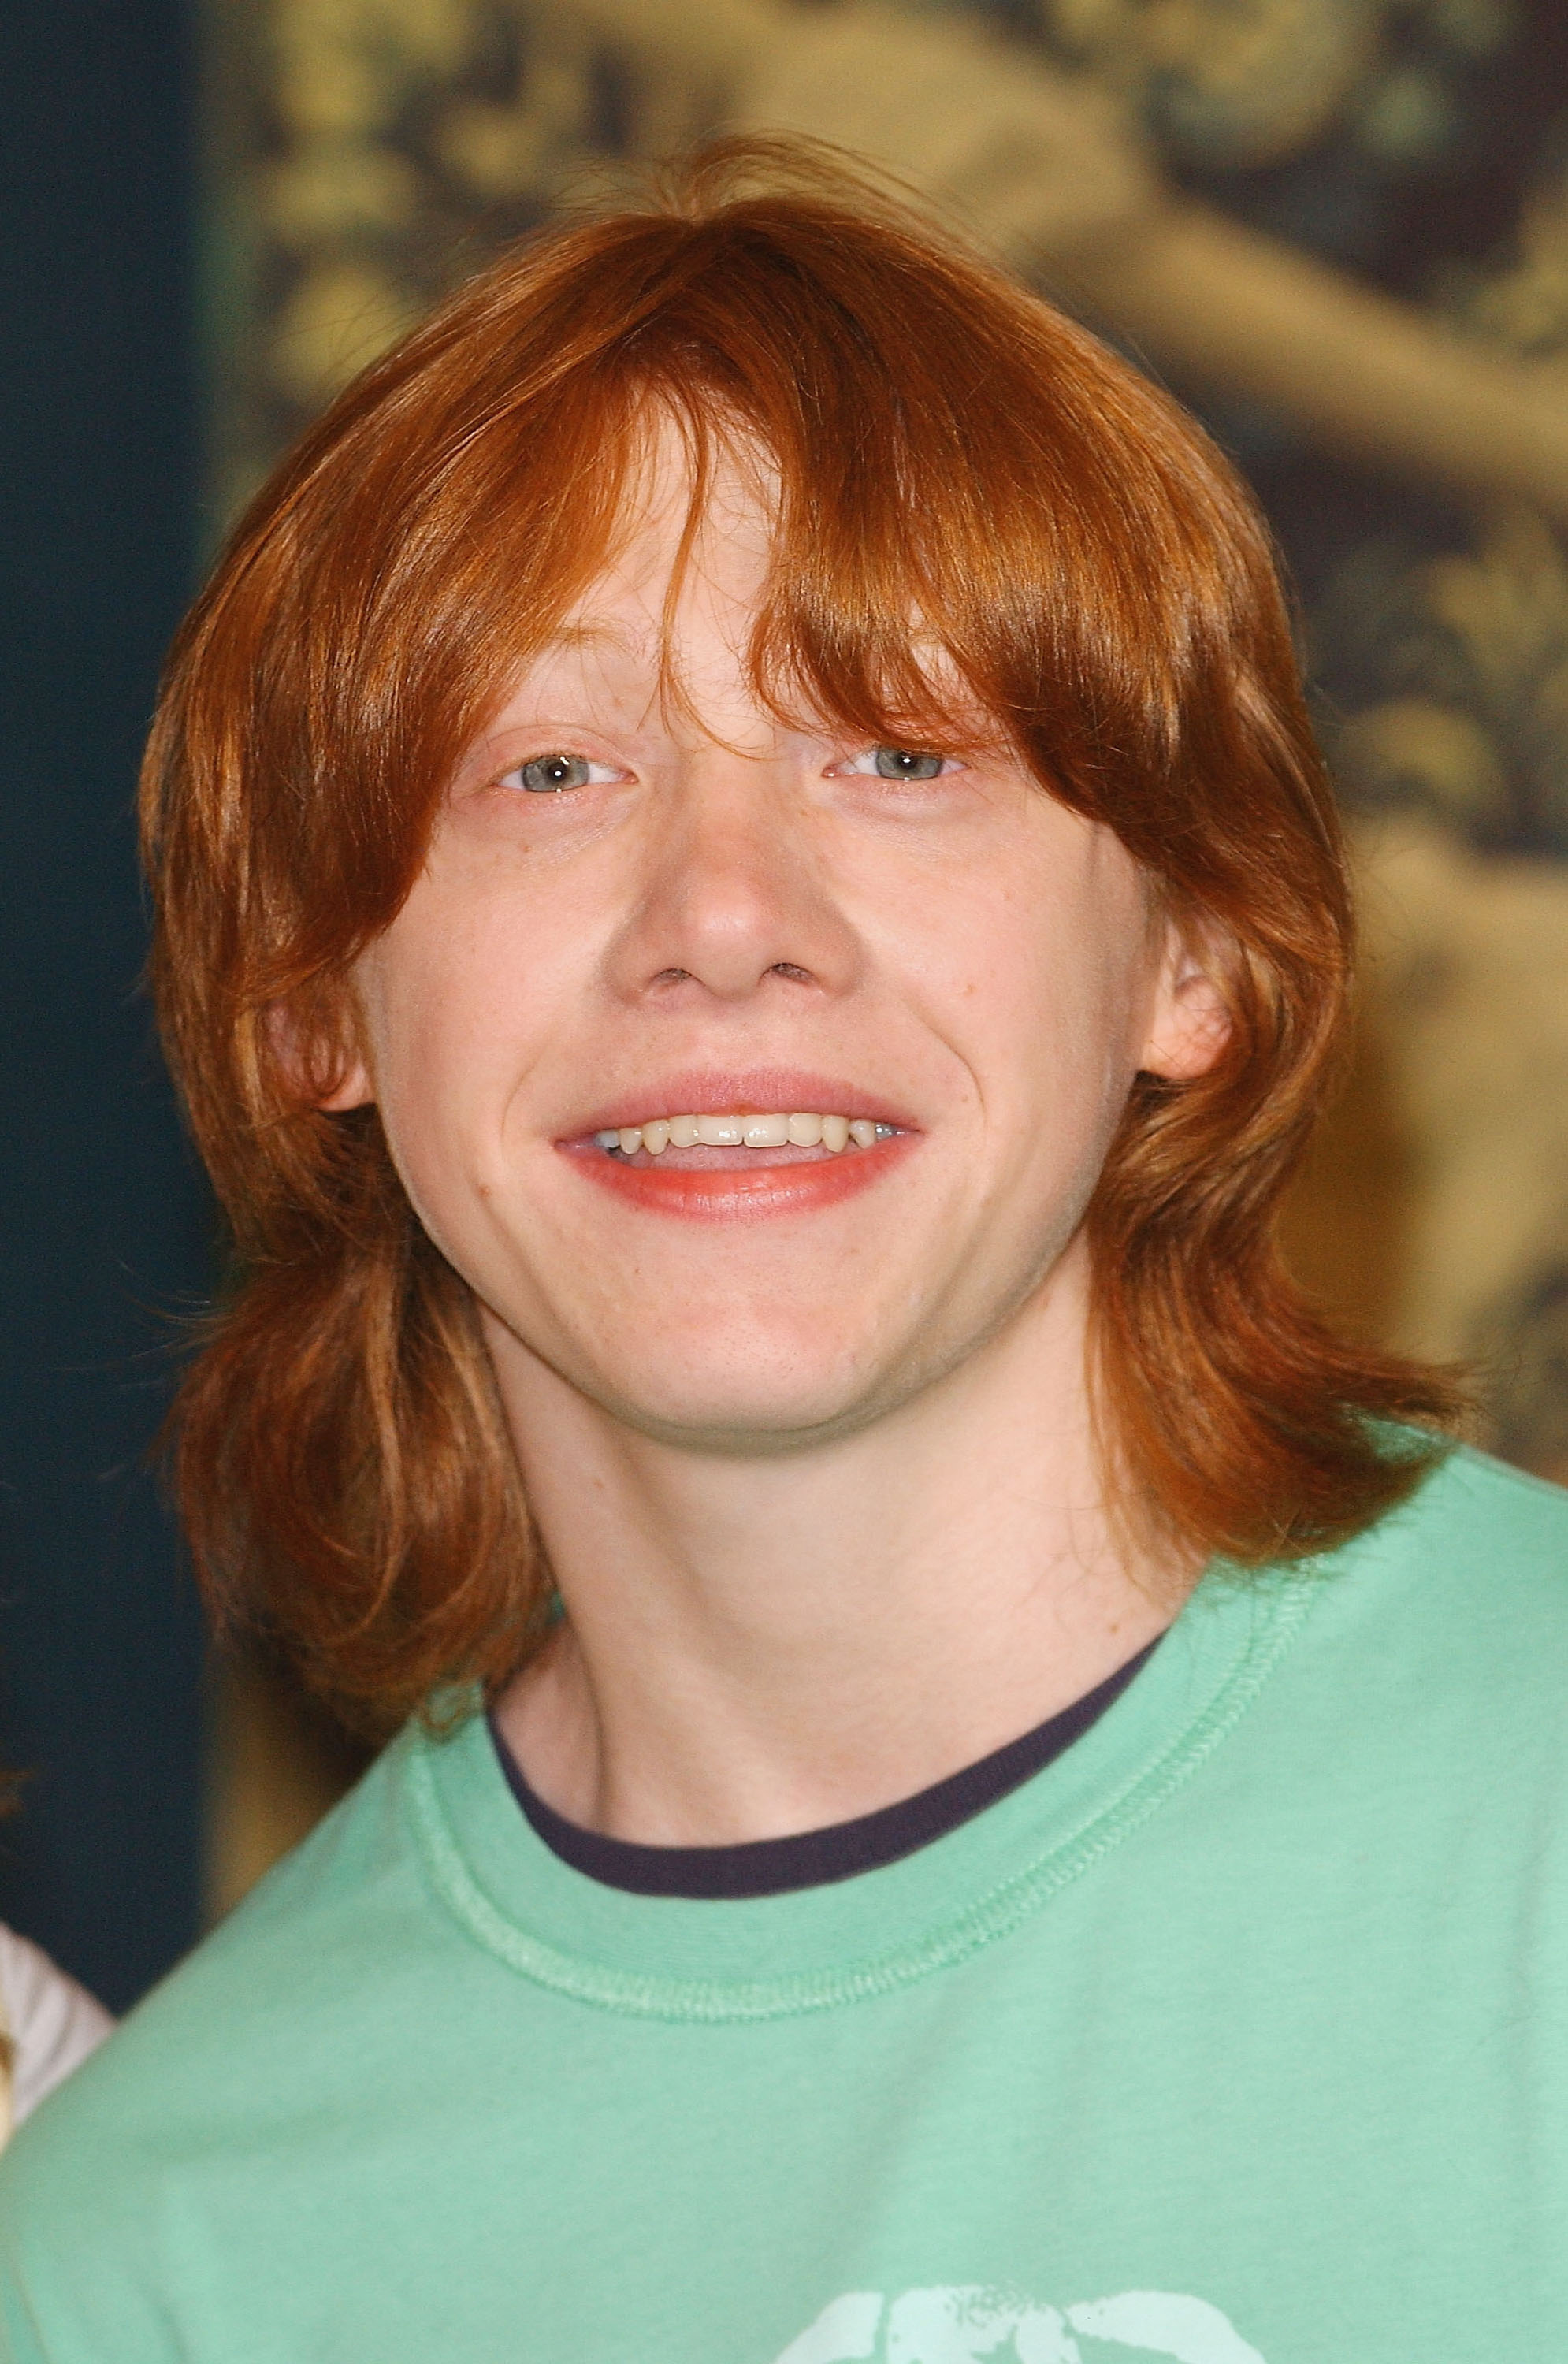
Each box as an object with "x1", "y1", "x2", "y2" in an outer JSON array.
[{"x1": 594, "y1": 1113, "x2": 896, "y2": 1155}]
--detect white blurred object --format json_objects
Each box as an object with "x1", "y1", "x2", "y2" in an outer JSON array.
[{"x1": 0, "y1": 1924, "x2": 113, "y2": 2148}]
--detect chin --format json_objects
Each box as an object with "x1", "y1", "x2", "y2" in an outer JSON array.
[{"x1": 589, "y1": 1334, "x2": 908, "y2": 1453}]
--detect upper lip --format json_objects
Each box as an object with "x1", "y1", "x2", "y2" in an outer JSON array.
[{"x1": 563, "y1": 1069, "x2": 920, "y2": 1140}]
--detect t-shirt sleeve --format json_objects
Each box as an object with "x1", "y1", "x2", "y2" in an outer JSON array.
[{"x1": 0, "y1": 1927, "x2": 113, "y2": 2132}]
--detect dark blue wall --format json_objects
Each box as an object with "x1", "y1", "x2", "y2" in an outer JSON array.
[{"x1": 0, "y1": 0, "x2": 209, "y2": 2010}]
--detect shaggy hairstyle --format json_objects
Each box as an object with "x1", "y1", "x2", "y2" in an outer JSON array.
[{"x1": 144, "y1": 139, "x2": 1456, "y2": 1731}]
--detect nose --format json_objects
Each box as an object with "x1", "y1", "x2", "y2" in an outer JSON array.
[{"x1": 604, "y1": 752, "x2": 860, "y2": 1009}]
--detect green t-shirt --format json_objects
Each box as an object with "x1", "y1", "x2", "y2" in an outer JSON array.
[{"x1": 4, "y1": 1444, "x2": 1568, "y2": 2362}]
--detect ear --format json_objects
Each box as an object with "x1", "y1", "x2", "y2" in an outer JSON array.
[
  {"x1": 1138, "y1": 913, "x2": 1232, "y2": 1083},
  {"x1": 262, "y1": 994, "x2": 375, "y2": 1113},
  {"x1": 316, "y1": 1058, "x2": 376, "y2": 1113}
]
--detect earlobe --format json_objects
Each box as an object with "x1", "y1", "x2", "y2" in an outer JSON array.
[
  {"x1": 1139, "y1": 925, "x2": 1233, "y2": 1082},
  {"x1": 316, "y1": 1060, "x2": 376, "y2": 1113},
  {"x1": 262, "y1": 998, "x2": 376, "y2": 1113}
]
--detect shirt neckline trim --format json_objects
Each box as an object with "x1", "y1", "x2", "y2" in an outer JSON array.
[
  {"x1": 402, "y1": 1572, "x2": 1316, "y2": 2022},
  {"x1": 486, "y1": 1634, "x2": 1162, "y2": 1901}
]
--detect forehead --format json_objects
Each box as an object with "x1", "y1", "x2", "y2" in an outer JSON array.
[
  {"x1": 497, "y1": 422, "x2": 787, "y2": 728},
  {"x1": 564, "y1": 416, "x2": 775, "y2": 630}
]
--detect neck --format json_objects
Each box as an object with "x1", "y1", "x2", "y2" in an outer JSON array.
[{"x1": 489, "y1": 1238, "x2": 1188, "y2": 1847}]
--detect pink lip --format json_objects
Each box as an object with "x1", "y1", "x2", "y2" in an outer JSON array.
[
  {"x1": 556, "y1": 1068, "x2": 920, "y2": 1224},
  {"x1": 567, "y1": 1133, "x2": 915, "y2": 1222},
  {"x1": 560, "y1": 1068, "x2": 919, "y2": 1143}
]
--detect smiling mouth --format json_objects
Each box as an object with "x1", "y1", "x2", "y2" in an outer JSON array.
[
  {"x1": 564, "y1": 1098, "x2": 912, "y2": 1217},
  {"x1": 593, "y1": 1110, "x2": 901, "y2": 1162}
]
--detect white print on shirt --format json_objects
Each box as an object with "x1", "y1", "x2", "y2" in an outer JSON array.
[{"x1": 775, "y1": 2284, "x2": 1266, "y2": 2363}]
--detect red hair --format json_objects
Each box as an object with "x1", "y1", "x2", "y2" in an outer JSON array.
[{"x1": 143, "y1": 140, "x2": 1456, "y2": 1730}]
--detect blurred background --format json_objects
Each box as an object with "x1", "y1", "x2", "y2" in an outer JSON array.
[{"x1": 5, "y1": 0, "x2": 1568, "y2": 2005}]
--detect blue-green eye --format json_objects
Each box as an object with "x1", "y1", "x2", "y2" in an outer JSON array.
[
  {"x1": 875, "y1": 746, "x2": 945, "y2": 780},
  {"x1": 508, "y1": 753, "x2": 592, "y2": 794},
  {"x1": 838, "y1": 745, "x2": 954, "y2": 780}
]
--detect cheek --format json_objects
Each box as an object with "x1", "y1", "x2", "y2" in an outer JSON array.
[
  {"x1": 371, "y1": 847, "x2": 579, "y2": 1074},
  {"x1": 354, "y1": 971, "x2": 465, "y2": 1236},
  {"x1": 920, "y1": 864, "x2": 1147, "y2": 1140},
  {"x1": 356, "y1": 898, "x2": 553, "y2": 1206}
]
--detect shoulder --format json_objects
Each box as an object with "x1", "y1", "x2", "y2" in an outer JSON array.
[
  {"x1": 1341, "y1": 1438, "x2": 1568, "y2": 1626},
  {"x1": 1266, "y1": 1440, "x2": 1568, "y2": 1760},
  {"x1": 0, "y1": 1732, "x2": 441, "y2": 2279},
  {"x1": 1383, "y1": 1437, "x2": 1568, "y2": 1557}
]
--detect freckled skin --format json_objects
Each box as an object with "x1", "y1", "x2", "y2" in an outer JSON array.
[{"x1": 338, "y1": 436, "x2": 1216, "y2": 1451}]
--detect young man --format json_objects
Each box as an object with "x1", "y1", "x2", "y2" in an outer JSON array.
[{"x1": 2, "y1": 143, "x2": 1564, "y2": 2362}]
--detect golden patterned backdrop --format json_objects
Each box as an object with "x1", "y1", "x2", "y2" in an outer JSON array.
[{"x1": 200, "y1": 0, "x2": 1568, "y2": 1903}]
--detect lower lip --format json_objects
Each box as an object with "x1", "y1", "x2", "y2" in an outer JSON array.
[{"x1": 560, "y1": 1136, "x2": 915, "y2": 1221}]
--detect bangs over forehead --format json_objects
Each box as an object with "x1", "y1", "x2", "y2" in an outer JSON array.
[
  {"x1": 165, "y1": 140, "x2": 1319, "y2": 1016},
  {"x1": 521, "y1": 401, "x2": 1001, "y2": 753}
]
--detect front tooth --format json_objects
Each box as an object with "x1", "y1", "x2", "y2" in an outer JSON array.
[
  {"x1": 618, "y1": 1126, "x2": 644, "y2": 1155},
  {"x1": 743, "y1": 1113, "x2": 790, "y2": 1147},
  {"x1": 669, "y1": 1115, "x2": 700, "y2": 1148},
  {"x1": 697, "y1": 1114, "x2": 745, "y2": 1146},
  {"x1": 821, "y1": 1114, "x2": 850, "y2": 1152},
  {"x1": 849, "y1": 1118, "x2": 878, "y2": 1149},
  {"x1": 786, "y1": 1113, "x2": 823, "y2": 1147},
  {"x1": 642, "y1": 1119, "x2": 671, "y2": 1154}
]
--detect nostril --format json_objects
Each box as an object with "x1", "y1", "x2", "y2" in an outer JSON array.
[{"x1": 768, "y1": 962, "x2": 814, "y2": 983}]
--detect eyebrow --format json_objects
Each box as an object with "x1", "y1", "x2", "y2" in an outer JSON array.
[{"x1": 536, "y1": 619, "x2": 645, "y2": 659}]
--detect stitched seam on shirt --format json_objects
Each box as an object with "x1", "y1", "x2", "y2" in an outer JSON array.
[{"x1": 402, "y1": 1576, "x2": 1318, "y2": 2024}]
